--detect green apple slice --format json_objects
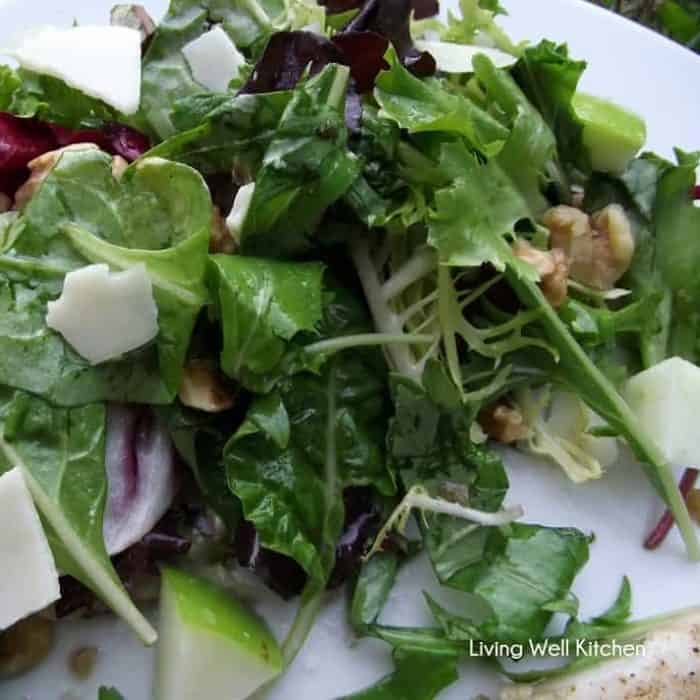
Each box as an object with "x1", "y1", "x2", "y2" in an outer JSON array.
[
  {"x1": 156, "y1": 568, "x2": 282, "y2": 700},
  {"x1": 573, "y1": 92, "x2": 646, "y2": 174}
]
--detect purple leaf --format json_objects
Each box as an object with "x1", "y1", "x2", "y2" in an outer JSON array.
[
  {"x1": 103, "y1": 404, "x2": 179, "y2": 556},
  {"x1": 346, "y1": 0, "x2": 436, "y2": 77},
  {"x1": 0, "y1": 112, "x2": 150, "y2": 199},
  {"x1": 240, "y1": 31, "x2": 344, "y2": 94}
]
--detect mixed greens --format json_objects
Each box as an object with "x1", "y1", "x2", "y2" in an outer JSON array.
[{"x1": 1, "y1": 0, "x2": 700, "y2": 698}]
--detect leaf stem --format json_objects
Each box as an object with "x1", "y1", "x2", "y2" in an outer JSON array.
[{"x1": 304, "y1": 333, "x2": 435, "y2": 356}]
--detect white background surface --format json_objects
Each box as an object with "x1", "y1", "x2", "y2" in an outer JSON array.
[{"x1": 2, "y1": 1, "x2": 700, "y2": 698}]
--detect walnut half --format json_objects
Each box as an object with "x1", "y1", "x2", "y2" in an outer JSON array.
[
  {"x1": 478, "y1": 403, "x2": 529, "y2": 444},
  {"x1": 178, "y1": 362, "x2": 236, "y2": 413},
  {"x1": 544, "y1": 203, "x2": 634, "y2": 290},
  {"x1": 512, "y1": 239, "x2": 569, "y2": 307}
]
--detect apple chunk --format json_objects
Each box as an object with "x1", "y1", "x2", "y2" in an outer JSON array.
[{"x1": 156, "y1": 568, "x2": 282, "y2": 700}]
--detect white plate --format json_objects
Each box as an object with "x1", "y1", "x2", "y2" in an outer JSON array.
[{"x1": 2, "y1": 1, "x2": 700, "y2": 699}]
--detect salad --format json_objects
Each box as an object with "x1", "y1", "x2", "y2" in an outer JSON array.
[{"x1": 1, "y1": 0, "x2": 700, "y2": 698}]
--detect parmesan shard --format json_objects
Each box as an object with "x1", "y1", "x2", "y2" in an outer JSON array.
[
  {"x1": 6, "y1": 25, "x2": 142, "y2": 114},
  {"x1": 0, "y1": 468, "x2": 60, "y2": 631},
  {"x1": 182, "y1": 26, "x2": 246, "y2": 93},
  {"x1": 46, "y1": 263, "x2": 159, "y2": 365}
]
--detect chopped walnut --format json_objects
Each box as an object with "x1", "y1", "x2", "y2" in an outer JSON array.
[
  {"x1": 209, "y1": 206, "x2": 237, "y2": 255},
  {"x1": 512, "y1": 239, "x2": 569, "y2": 307},
  {"x1": 111, "y1": 155, "x2": 129, "y2": 180},
  {"x1": 0, "y1": 193, "x2": 11, "y2": 213},
  {"x1": 478, "y1": 403, "x2": 529, "y2": 444},
  {"x1": 14, "y1": 143, "x2": 99, "y2": 208},
  {"x1": 543, "y1": 203, "x2": 634, "y2": 290},
  {"x1": 178, "y1": 362, "x2": 236, "y2": 412}
]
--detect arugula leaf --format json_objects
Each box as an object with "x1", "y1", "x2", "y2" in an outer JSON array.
[
  {"x1": 148, "y1": 90, "x2": 290, "y2": 175},
  {"x1": 335, "y1": 651, "x2": 458, "y2": 700},
  {"x1": 426, "y1": 524, "x2": 590, "y2": 644},
  {"x1": 512, "y1": 40, "x2": 587, "y2": 170},
  {"x1": 0, "y1": 150, "x2": 211, "y2": 404},
  {"x1": 564, "y1": 576, "x2": 632, "y2": 641},
  {"x1": 207, "y1": 255, "x2": 325, "y2": 389},
  {"x1": 506, "y1": 270, "x2": 700, "y2": 559},
  {"x1": 0, "y1": 390, "x2": 156, "y2": 644},
  {"x1": 98, "y1": 688, "x2": 126, "y2": 700},
  {"x1": 241, "y1": 64, "x2": 362, "y2": 257},
  {"x1": 649, "y1": 150, "x2": 700, "y2": 360},
  {"x1": 374, "y1": 50, "x2": 508, "y2": 156},
  {"x1": 350, "y1": 552, "x2": 401, "y2": 634},
  {"x1": 139, "y1": 0, "x2": 285, "y2": 138}
]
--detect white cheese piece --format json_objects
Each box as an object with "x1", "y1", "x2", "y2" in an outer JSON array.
[
  {"x1": 5, "y1": 25, "x2": 142, "y2": 114},
  {"x1": 226, "y1": 182, "x2": 255, "y2": 243},
  {"x1": 182, "y1": 26, "x2": 245, "y2": 93},
  {"x1": 46, "y1": 263, "x2": 158, "y2": 365},
  {"x1": 0, "y1": 468, "x2": 60, "y2": 631},
  {"x1": 414, "y1": 40, "x2": 515, "y2": 73},
  {"x1": 624, "y1": 356, "x2": 700, "y2": 465}
]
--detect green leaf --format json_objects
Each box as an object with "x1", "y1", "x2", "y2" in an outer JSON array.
[
  {"x1": 0, "y1": 150, "x2": 211, "y2": 404},
  {"x1": 163, "y1": 403, "x2": 242, "y2": 531},
  {"x1": 208, "y1": 254, "x2": 325, "y2": 388},
  {"x1": 241, "y1": 64, "x2": 362, "y2": 257},
  {"x1": 98, "y1": 688, "x2": 126, "y2": 700},
  {"x1": 426, "y1": 524, "x2": 590, "y2": 643},
  {"x1": 139, "y1": 0, "x2": 285, "y2": 138},
  {"x1": 0, "y1": 390, "x2": 156, "y2": 644},
  {"x1": 0, "y1": 66, "x2": 117, "y2": 127},
  {"x1": 564, "y1": 576, "x2": 632, "y2": 640},
  {"x1": 472, "y1": 54, "x2": 556, "y2": 215},
  {"x1": 149, "y1": 90, "x2": 290, "y2": 175},
  {"x1": 441, "y1": 0, "x2": 519, "y2": 54},
  {"x1": 224, "y1": 353, "x2": 393, "y2": 586},
  {"x1": 335, "y1": 651, "x2": 458, "y2": 700},
  {"x1": 651, "y1": 151, "x2": 700, "y2": 360},
  {"x1": 426, "y1": 143, "x2": 539, "y2": 280},
  {"x1": 374, "y1": 50, "x2": 508, "y2": 156},
  {"x1": 350, "y1": 552, "x2": 401, "y2": 634},
  {"x1": 512, "y1": 40, "x2": 587, "y2": 169}
]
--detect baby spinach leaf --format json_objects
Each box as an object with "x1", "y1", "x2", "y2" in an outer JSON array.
[
  {"x1": 0, "y1": 150, "x2": 211, "y2": 404},
  {"x1": 139, "y1": 0, "x2": 285, "y2": 138},
  {"x1": 241, "y1": 64, "x2": 363, "y2": 257},
  {"x1": 0, "y1": 390, "x2": 156, "y2": 644},
  {"x1": 374, "y1": 50, "x2": 508, "y2": 156},
  {"x1": 224, "y1": 353, "x2": 393, "y2": 586},
  {"x1": 336, "y1": 651, "x2": 458, "y2": 700},
  {"x1": 208, "y1": 255, "x2": 325, "y2": 389}
]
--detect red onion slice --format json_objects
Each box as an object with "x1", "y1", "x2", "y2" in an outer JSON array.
[{"x1": 103, "y1": 404, "x2": 178, "y2": 556}]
